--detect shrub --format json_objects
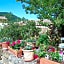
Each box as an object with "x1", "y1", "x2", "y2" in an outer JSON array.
[{"x1": 0, "y1": 23, "x2": 20, "y2": 41}]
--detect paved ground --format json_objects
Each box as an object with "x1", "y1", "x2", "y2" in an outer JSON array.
[
  {"x1": 0, "y1": 60, "x2": 3, "y2": 64},
  {"x1": 0, "y1": 47, "x2": 3, "y2": 64},
  {"x1": 0, "y1": 48, "x2": 38, "y2": 64}
]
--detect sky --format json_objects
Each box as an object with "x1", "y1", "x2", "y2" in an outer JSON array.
[{"x1": 0, "y1": 0, "x2": 37, "y2": 19}]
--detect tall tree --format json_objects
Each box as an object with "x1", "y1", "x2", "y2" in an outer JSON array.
[{"x1": 16, "y1": 0, "x2": 64, "y2": 20}]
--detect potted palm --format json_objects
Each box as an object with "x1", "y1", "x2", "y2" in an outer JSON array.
[
  {"x1": 8, "y1": 40, "x2": 24, "y2": 57},
  {"x1": 22, "y1": 45, "x2": 34, "y2": 61}
]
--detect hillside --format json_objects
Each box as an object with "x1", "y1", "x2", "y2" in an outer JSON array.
[{"x1": 0, "y1": 12, "x2": 21, "y2": 22}]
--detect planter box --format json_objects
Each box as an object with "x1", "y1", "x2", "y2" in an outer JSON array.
[
  {"x1": 2, "y1": 41, "x2": 8, "y2": 50},
  {"x1": 8, "y1": 46, "x2": 22, "y2": 57},
  {"x1": 40, "y1": 58, "x2": 60, "y2": 64},
  {"x1": 22, "y1": 49, "x2": 34, "y2": 61}
]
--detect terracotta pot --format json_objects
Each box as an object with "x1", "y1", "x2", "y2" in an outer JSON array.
[
  {"x1": 22, "y1": 49, "x2": 34, "y2": 61},
  {"x1": 40, "y1": 58, "x2": 60, "y2": 64},
  {"x1": 8, "y1": 46, "x2": 22, "y2": 57},
  {"x1": 36, "y1": 58, "x2": 40, "y2": 64},
  {"x1": 2, "y1": 41, "x2": 8, "y2": 50},
  {"x1": 0, "y1": 42, "x2": 2, "y2": 47}
]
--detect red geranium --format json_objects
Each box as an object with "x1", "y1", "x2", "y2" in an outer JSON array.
[
  {"x1": 6, "y1": 41, "x2": 9, "y2": 44},
  {"x1": 12, "y1": 41, "x2": 15, "y2": 45},
  {"x1": 33, "y1": 54, "x2": 38, "y2": 59},
  {"x1": 16, "y1": 40, "x2": 20, "y2": 43},
  {"x1": 51, "y1": 48, "x2": 55, "y2": 52},
  {"x1": 32, "y1": 47, "x2": 35, "y2": 49},
  {"x1": 10, "y1": 43, "x2": 13, "y2": 46}
]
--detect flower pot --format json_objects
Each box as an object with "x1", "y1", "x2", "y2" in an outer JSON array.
[
  {"x1": 2, "y1": 41, "x2": 8, "y2": 50},
  {"x1": 8, "y1": 46, "x2": 22, "y2": 57},
  {"x1": 0, "y1": 42, "x2": 2, "y2": 47},
  {"x1": 22, "y1": 49, "x2": 34, "y2": 61},
  {"x1": 40, "y1": 58, "x2": 60, "y2": 64}
]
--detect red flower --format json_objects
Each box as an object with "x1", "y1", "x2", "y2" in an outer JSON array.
[
  {"x1": 48, "y1": 48, "x2": 55, "y2": 52},
  {"x1": 16, "y1": 40, "x2": 20, "y2": 43},
  {"x1": 12, "y1": 41, "x2": 15, "y2": 45},
  {"x1": 32, "y1": 47, "x2": 35, "y2": 49},
  {"x1": 10, "y1": 43, "x2": 13, "y2": 46},
  {"x1": 6, "y1": 41, "x2": 9, "y2": 44},
  {"x1": 51, "y1": 48, "x2": 55, "y2": 52},
  {"x1": 33, "y1": 54, "x2": 38, "y2": 59}
]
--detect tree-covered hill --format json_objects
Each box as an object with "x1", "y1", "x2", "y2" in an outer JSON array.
[{"x1": 0, "y1": 12, "x2": 21, "y2": 22}]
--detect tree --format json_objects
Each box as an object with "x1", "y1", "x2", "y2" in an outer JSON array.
[
  {"x1": 0, "y1": 12, "x2": 21, "y2": 22},
  {"x1": 16, "y1": 0, "x2": 64, "y2": 38},
  {"x1": 16, "y1": 0, "x2": 64, "y2": 20},
  {"x1": 21, "y1": 17, "x2": 28, "y2": 23},
  {"x1": 18, "y1": 20, "x2": 41, "y2": 40},
  {"x1": 26, "y1": 20, "x2": 40, "y2": 36},
  {"x1": 0, "y1": 23, "x2": 20, "y2": 41}
]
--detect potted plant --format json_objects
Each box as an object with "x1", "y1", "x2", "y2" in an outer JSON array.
[
  {"x1": 22, "y1": 45, "x2": 34, "y2": 61},
  {"x1": 40, "y1": 51, "x2": 61, "y2": 64},
  {"x1": 35, "y1": 47, "x2": 61, "y2": 64},
  {"x1": 26, "y1": 38, "x2": 36, "y2": 47},
  {"x1": 1, "y1": 37, "x2": 12, "y2": 50},
  {"x1": 35, "y1": 33, "x2": 62, "y2": 64},
  {"x1": 8, "y1": 40, "x2": 23, "y2": 57},
  {"x1": 20, "y1": 40, "x2": 25, "y2": 48}
]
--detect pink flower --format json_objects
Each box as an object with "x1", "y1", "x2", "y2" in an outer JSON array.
[
  {"x1": 48, "y1": 48, "x2": 55, "y2": 52},
  {"x1": 16, "y1": 40, "x2": 20, "y2": 43},
  {"x1": 59, "y1": 50, "x2": 63, "y2": 54},
  {"x1": 33, "y1": 54, "x2": 38, "y2": 59},
  {"x1": 6, "y1": 41, "x2": 9, "y2": 44},
  {"x1": 10, "y1": 43, "x2": 13, "y2": 46},
  {"x1": 12, "y1": 41, "x2": 15, "y2": 45},
  {"x1": 48, "y1": 49, "x2": 52, "y2": 52}
]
